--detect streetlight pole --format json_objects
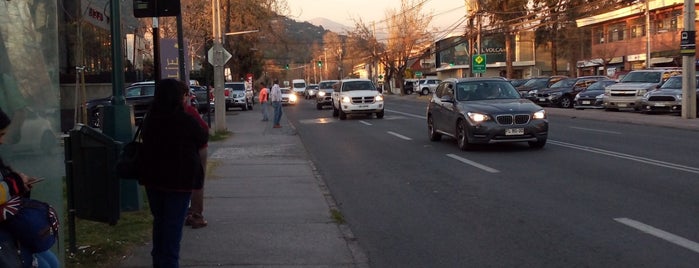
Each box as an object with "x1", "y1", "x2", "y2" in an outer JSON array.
[{"x1": 212, "y1": 0, "x2": 225, "y2": 132}]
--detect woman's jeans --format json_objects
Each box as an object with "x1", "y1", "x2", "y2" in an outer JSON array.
[
  {"x1": 272, "y1": 101, "x2": 282, "y2": 125},
  {"x1": 261, "y1": 101, "x2": 269, "y2": 121},
  {"x1": 146, "y1": 188, "x2": 191, "y2": 268}
]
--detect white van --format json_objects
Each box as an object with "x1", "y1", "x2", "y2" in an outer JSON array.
[{"x1": 291, "y1": 79, "x2": 306, "y2": 95}]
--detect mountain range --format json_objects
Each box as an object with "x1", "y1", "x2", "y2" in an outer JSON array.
[{"x1": 306, "y1": 17, "x2": 352, "y2": 34}]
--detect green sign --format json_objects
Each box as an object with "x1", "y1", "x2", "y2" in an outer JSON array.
[
  {"x1": 415, "y1": 71, "x2": 423, "y2": 77},
  {"x1": 472, "y1": 54, "x2": 486, "y2": 74}
]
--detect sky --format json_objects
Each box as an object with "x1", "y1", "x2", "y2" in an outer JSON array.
[{"x1": 286, "y1": 0, "x2": 468, "y2": 36}]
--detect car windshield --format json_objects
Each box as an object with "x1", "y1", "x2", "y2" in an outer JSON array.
[
  {"x1": 281, "y1": 88, "x2": 292, "y2": 94},
  {"x1": 125, "y1": 85, "x2": 154, "y2": 97},
  {"x1": 521, "y1": 78, "x2": 548, "y2": 88},
  {"x1": 659, "y1": 77, "x2": 682, "y2": 89},
  {"x1": 293, "y1": 83, "x2": 305, "y2": 88},
  {"x1": 510, "y1": 79, "x2": 528, "y2": 87},
  {"x1": 319, "y1": 81, "x2": 337, "y2": 89},
  {"x1": 585, "y1": 81, "x2": 613, "y2": 91},
  {"x1": 549, "y1": 78, "x2": 576, "y2": 88},
  {"x1": 342, "y1": 81, "x2": 376, "y2": 91},
  {"x1": 225, "y1": 83, "x2": 245, "y2": 90},
  {"x1": 308, "y1": 85, "x2": 318, "y2": 89},
  {"x1": 620, "y1": 72, "x2": 662, "y2": 83},
  {"x1": 456, "y1": 81, "x2": 521, "y2": 101}
]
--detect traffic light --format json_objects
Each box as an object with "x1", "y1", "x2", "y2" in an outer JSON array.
[
  {"x1": 285, "y1": 64, "x2": 289, "y2": 70},
  {"x1": 317, "y1": 60, "x2": 322, "y2": 67}
]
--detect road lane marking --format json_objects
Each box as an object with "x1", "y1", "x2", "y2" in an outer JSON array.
[
  {"x1": 614, "y1": 218, "x2": 699, "y2": 254},
  {"x1": 386, "y1": 109, "x2": 426, "y2": 119},
  {"x1": 549, "y1": 140, "x2": 699, "y2": 174},
  {"x1": 569, "y1": 126, "x2": 622, "y2": 135},
  {"x1": 387, "y1": 131, "x2": 412, "y2": 141},
  {"x1": 359, "y1": 120, "x2": 372, "y2": 126},
  {"x1": 446, "y1": 154, "x2": 500, "y2": 173}
]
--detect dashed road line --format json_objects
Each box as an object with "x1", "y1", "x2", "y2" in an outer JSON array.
[
  {"x1": 446, "y1": 154, "x2": 500, "y2": 173},
  {"x1": 569, "y1": 126, "x2": 622, "y2": 135},
  {"x1": 615, "y1": 218, "x2": 699, "y2": 254},
  {"x1": 387, "y1": 131, "x2": 412, "y2": 141},
  {"x1": 359, "y1": 120, "x2": 372, "y2": 126}
]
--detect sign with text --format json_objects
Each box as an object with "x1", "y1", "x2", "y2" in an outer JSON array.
[
  {"x1": 160, "y1": 38, "x2": 189, "y2": 82},
  {"x1": 680, "y1": 31, "x2": 696, "y2": 55},
  {"x1": 472, "y1": 54, "x2": 487, "y2": 74}
]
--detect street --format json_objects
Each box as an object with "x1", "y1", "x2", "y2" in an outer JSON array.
[{"x1": 282, "y1": 95, "x2": 699, "y2": 267}]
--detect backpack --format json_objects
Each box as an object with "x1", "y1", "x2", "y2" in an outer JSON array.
[{"x1": 2, "y1": 199, "x2": 59, "y2": 253}]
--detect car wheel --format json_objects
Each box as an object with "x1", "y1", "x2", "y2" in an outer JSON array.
[
  {"x1": 559, "y1": 96, "x2": 573, "y2": 108},
  {"x1": 376, "y1": 110, "x2": 384, "y2": 119},
  {"x1": 332, "y1": 105, "x2": 339, "y2": 117},
  {"x1": 528, "y1": 137, "x2": 547, "y2": 149},
  {"x1": 456, "y1": 120, "x2": 471, "y2": 150},
  {"x1": 317, "y1": 103, "x2": 323, "y2": 110},
  {"x1": 427, "y1": 116, "x2": 441, "y2": 141},
  {"x1": 405, "y1": 89, "x2": 412, "y2": 95},
  {"x1": 422, "y1": 88, "x2": 430, "y2": 95},
  {"x1": 339, "y1": 108, "x2": 347, "y2": 120}
]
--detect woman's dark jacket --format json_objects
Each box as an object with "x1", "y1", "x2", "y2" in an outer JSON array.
[{"x1": 138, "y1": 110, "x2": 208, "y2": 191}]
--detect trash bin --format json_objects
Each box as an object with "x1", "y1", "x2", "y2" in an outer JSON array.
[{"x1": 64, "y1": 124, "x2": 120, "y2": 225}]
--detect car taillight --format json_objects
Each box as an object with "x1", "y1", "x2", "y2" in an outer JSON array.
[{"x1": 224, "y1": 89, "x2": 230, "y2": 97}]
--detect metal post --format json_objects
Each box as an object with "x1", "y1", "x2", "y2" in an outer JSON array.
[
  {"x1": 645, "y1": 0, "x2": 651, "y2": 68},
  {"x1": 682, "y1": 0, "x2": 697, "y2": 118},
  {"x1": 177, "y1": 11, "x2": 186, "y2": 82}
]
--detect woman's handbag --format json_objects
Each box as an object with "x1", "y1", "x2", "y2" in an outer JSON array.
[
  {"x1": 116, "y1": 123, "x2": 143, "y2": 179},
  {"x1": 2, "y1": 198, "x2": 59, "y2": 254}
]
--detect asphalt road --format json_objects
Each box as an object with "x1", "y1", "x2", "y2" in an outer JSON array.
[{"x1": 283, "y1": 96, "x2": 699, "y2": 267}]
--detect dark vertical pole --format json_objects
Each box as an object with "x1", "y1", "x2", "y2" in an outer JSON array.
[
  {"x1": 177, "y1": 11, "x2": 187, "y2": 82},
  {"x1": 153, "y1": 17, "x2": 161, "y2": 83}
]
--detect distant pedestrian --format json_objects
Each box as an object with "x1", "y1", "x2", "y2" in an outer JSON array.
[
  {"x1": 184, "y1": 96, "x2": 209, "y2": 229},
  {"x1": 270, "y1": 79, "x2": 283, "y2": 128},
  {"x1": 139, "y1": 79, "x2": 208, "y2": 267},
  {"x1": 259, "y1": 82, "x2": 269, "y2": 121}
]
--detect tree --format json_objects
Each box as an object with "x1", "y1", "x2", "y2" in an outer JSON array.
[{"x1": 481, "y1": 0, "x2": 529, "y2": 79}]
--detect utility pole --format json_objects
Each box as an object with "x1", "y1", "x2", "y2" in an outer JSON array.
[
  {"x1": 212, "y1": 0, "x2": 226, "y2": 132},
  {"x1": 645, "y1": 0, "x2": 651, "y2": 68},
  {"x1": 681, "y1": 0, "x2": 697, "y2": 118}
]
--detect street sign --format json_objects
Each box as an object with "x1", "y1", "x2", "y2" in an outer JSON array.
[
  {"x1": 472, "y1": 54, "x2": 486, "y2": 74},
  {"x1": 207, "y1": 47, "x2": 232, "y2": 66},
  {"x1": 415, "y1": 71, "x2": 423, "y2": 77},
  {"x1": 680, "y1": 31, "x2": 696, "y2": 55}
]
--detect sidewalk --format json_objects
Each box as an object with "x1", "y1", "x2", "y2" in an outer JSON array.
[{"x1": 119, "y1": 107, "x2": 368, "y2": 267}]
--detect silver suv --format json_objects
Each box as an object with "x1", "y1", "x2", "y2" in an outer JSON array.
[
  {"x1": 416, "y1": 78, "x2": 441, "y2": 95},
  {"x1": 315, "y1": 80, "x2": 339, "y2": 110},
  {"x1": 604, "y1": 69, "x2": 681, "y2": 111},
  {"x1": 224, "y1": 82, "x2": 253, "y2": 111}
]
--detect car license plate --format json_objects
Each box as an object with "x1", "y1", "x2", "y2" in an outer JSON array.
[
  {"x1": 654, "y1": 103, "x2": 666, "y2": 107},
  {"x1": 539, "y1": 98, "x2": 546, "y2": 102},
  {"x1": 358, "y1": 105, "x2": 368, "y2": 108},
  {"x1": 618, "y1": 103, "x2": 627, "y2": 107},
  {"x1": 582, "y1": 101, "x2": 591, "y2": 105},
  {"x1": 505, "y1": 128, "x2": 524, "y2": 136}
]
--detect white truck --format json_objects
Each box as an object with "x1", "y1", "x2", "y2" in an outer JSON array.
[
  {"x1": 291, "y1": 79, "x2": 306, "y2": 96},
  {"x1": 331, "y1": 79, "x2": 384, "y2": 120}
]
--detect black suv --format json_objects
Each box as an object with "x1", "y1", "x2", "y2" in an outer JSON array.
[
  {"x1": 533, "y1": 76, "x2": 608, "y2": 108},
  {"x1": 86, "y1": 81, "x2": 155, "y2": 128}
]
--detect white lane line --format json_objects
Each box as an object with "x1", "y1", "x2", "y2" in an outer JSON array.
[
  {"x1": 387, "y1": 131, "x2": 412, "y2": 141},
  {"x1": 446, "y1": 154, "x2": 500, "y2": 173},
  {"x1": 569, "y1": 126, "x2": 622, "y2": 135},
  {"x1": 549, "y1": 140, "x2": 699, "y2": 174},
  {"x1": 614, "y1": 218, "x2": 699, "y2": 254},
  {"x1": 385, "y1": 109, "x2": 426, "y2": 119},
  {"x1": 359, "y1": 120, "x2": 372, "y2": 126}
]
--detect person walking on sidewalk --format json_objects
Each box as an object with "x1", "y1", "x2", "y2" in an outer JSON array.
[
  {"x1": 270, "y1": 79, "x2": 283, "y2": 128},
  {"x1": 184, "y1": 97, "x2": 209, "y2": 229},
  {"x1": 139, "y1": 79, "x2": 208, "y2": 267},
  {"x1": 259, "y1": 82, "x2": 269, "y2": 121}
]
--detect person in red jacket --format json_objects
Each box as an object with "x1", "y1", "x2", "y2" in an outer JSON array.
[
  {"x1": 184, "y1": 91, "x2": 209, "y2": 229},
  {"x1": 139, "y1": 79, "x2": 208, "y2": 267}
]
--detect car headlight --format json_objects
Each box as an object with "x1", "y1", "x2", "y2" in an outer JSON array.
[
  {"x1": 341, "y1": 96, "x2": 351, "y2": 103},
  {"x1": 676, "y1": 94, "x2": 682, "y2": 101},
  {"x1": 289, "y1": 94, "x2": 298, "y2": 102},
  {"x1": 375, "y1": 95, "x2": 384, "y2": 102},
  {"x1": 318, "y1": 91, "x2": 326, "y2": 97},
  {"x1": 596, "y1": 93, "x2": 604, "y2": 99},
  {"x1": 642, "y1": 92, "x2": 650, "y2": 101},
  {"x1": 574, "y1": 94, "x2": 579, "y2": 101},
  {"x1": 550, "y1": 92, "x2": 561, "y2": 97},
  {"x1": 309, "y1": 90, "x2": 315, "y2": 94},
  {"x1": 533, "y1": 109, "x2": 546, "y2": 119},
  {"x1": 467, "y1": 112, "x2": 490, "y2": 122}
]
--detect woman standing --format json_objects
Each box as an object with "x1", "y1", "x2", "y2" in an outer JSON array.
[{"x1": 139, "y1": 79, "x2": 208, "y2": 267}]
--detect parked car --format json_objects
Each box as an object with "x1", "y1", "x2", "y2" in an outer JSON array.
[
  {"x1": 640, "y1": 75, "x2": 699, "y2": 115},
  {"x1": 403, "y1": 79, "x2": 418, "y2": 95},
  {"x1": 603, "y1": 69, "x2": 681, "y2": 111},
  {"x1": 416, "y1": 78, "x2": 441, "y2": 95},
  {"x1": 574, "y1": 80, "x2": 618, "y2": 109},
  {"x1": 191, "y1": 85, "x2": 212, "y2": 113},
  {"x1": 86, "y1": 81, "x2": 155, "y2": 128},
  {"x1": 331, "y1": 79, "x2": 384, "y2": 120},
  {"x1": 533, "y1": 76, "x2": 608, "y2": 108},
  {"x1": 4, "y1": 107, "x2": 58, "y2": 155},
  {"x1": 516, "y1": 75, "x2": 568, "y2": 100},
  {"x1": 427, "y1": 78, "x2": 548, "y2": 150},
  {"x1": 224, "y1": 82, "x2": 253, "y2": 111},
  {"x1": 281, "y1": 87, "x2": 298, "y2": 105},
  {"x1": 316, "y1": 80, "x2": 339, "y2": 110},
  {"x1": 304, "y1": 84, "x2": 319, "y2": 99}
]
